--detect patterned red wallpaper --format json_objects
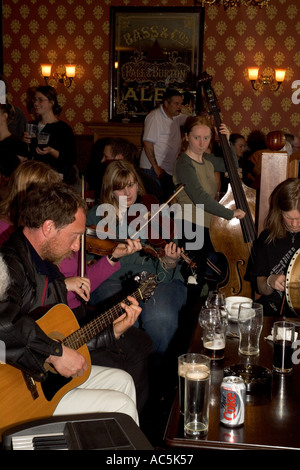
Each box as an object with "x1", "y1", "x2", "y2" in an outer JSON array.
[{"x1": 2, "y1": 0, "x2": 300, "y2": 139}]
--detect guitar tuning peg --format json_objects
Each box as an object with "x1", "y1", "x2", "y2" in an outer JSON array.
[{"x1": 134, "y1": 271, "x2": 148, "y2": 284}]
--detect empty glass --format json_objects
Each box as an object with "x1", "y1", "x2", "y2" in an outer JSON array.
[
  {"x1": 205, "y1": 290, "x2": 228, "y2": 320},
  {"x1": 238, "y1": 302, "x2": 263, "y2": 356},
  {"x1": 273, "y1": 321, "x2": 295, "y2": 373},
  {"x1": 25, "y1": 123, "x2": 38, "y2": 136},
  {"x1": 25, "y1": 123, "x2": 38, "y2": 153}
]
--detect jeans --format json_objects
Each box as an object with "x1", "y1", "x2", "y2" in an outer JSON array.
[{"x1": 90, "y1": 278, "x2": 187, "y2": 356}]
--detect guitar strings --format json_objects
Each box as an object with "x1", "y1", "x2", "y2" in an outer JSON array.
[{"x1": 63, "y1": 278, "x2": 155, "y2": 350}]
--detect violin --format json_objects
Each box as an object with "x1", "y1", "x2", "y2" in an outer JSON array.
[
  {"x1": 84, "y1": 185, "x2": 197, "y2": 276},
  {"x1": 135, "y1": 194, "x2": 197, "y2": 272},
  {"x1": 85, "y1": 228, "x2": 165, "y2": 261},
  {"x1": 85, "y1": 226, "x2": 128, "y2": 256}
]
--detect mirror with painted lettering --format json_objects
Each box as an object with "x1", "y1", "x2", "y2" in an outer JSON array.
[{"x1": 109, "y1": 7, "x2": 204, "y2": 122}]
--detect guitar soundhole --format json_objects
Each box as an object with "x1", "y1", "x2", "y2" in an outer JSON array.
[{"x1": 41, "y1": 370, "x2": 71, "y2": 401}]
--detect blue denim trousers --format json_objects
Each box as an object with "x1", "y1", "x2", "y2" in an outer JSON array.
[{"x1": 90, "y1": 278, "x2": 187, "y2": 356}]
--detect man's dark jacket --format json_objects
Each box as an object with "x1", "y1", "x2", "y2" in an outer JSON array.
[{"x1": 0, "y1": 229, "x2": 116, "y2": 381}]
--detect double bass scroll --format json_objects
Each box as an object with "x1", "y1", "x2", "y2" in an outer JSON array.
[{"x1": 198, "y1": 71, "x2": 257, "y2": 297}]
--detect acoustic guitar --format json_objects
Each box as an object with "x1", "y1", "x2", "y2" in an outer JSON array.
[{"x1": 0, "y1": 273, "x2": 157, "y2": 438}]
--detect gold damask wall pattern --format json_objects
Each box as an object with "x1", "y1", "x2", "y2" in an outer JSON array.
[
  {"x1": 204, "y1": 0, "x2": 300, "y2": 138},
  {"x1": 2, "y1": 0, "x2": 300, "y2": 138}
]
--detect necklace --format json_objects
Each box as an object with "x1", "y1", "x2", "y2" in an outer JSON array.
[{"x1": 288, "y1": 230, "x2": 298, "y2": 243}]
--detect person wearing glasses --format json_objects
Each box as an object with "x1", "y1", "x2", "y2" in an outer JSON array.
[{"x1": 23, "y1": 85, "x2": 76, "y2": 180}]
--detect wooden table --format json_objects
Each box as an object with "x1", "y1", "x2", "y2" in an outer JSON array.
[{"x1": 164, "y1": 317, "x2": 300, "y2": 450}]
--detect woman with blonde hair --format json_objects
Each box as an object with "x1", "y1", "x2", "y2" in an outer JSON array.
[
  {"x1": 0, "y1": 160, "x2": 62, "y2": 242},
  {"x1": 87, "y1": 160, "x2": 187, "y2": 364},
  {"x1": 100, "y1": 158, "x2": 146, "y2": 211}
]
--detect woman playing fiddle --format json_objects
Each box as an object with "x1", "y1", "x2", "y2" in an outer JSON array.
[
  {"x1": 247, "y1": 178, "x2": 300, "y2": 316},
  {"x1": 173, "y1": 115, "x2": 245, "y2": 289},
  {"x1": 86, "y1": 160, "x2": 187, "y2": 362}
]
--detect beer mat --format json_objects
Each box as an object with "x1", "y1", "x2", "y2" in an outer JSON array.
[{"x1": 223, "y1": 364, "x2": 272, "y2": 393}]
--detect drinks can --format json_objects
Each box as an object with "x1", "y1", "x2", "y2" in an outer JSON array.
[{"x1": 220, "y1": 376, "x2": 246, "y2": 427}]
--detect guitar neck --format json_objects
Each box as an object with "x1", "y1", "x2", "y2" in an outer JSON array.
[{"x1": 63, "y1": 287, "x2": 143, "y2": 350}]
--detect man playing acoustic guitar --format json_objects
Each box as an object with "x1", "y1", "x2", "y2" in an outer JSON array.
[{"x1": 0, "y1": 182, "x2": 143, "y2": 435}]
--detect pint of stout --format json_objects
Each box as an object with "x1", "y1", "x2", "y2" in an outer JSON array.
[{"x1": 178, "y1": 353, "x2": 210, "y2": 414}]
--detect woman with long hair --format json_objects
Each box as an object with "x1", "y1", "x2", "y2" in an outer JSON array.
[
  {"x1": 23, "y1": 85, "x2": 76, "y2": 179},
  {"x1": 247, "y1": 178, "x2": 300, "y2": 316},
  {"x1": 87, "y1": 159, "x2": 187, "y2": 363}
]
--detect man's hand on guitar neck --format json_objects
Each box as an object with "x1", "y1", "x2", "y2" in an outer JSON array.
[
  {"x1": 113, "y1": 296, "x2": 142, "y2": 339},
  {"x1": 46, "y1": 345, "x2": 89, "y2": 378}
]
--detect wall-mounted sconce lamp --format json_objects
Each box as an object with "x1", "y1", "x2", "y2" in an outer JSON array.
[
  {"x1": 248, "y1": 67, "x2": 286, "y2": 92},
  {"x1": 41, "y1": 64, "x2": 76, "y2": 88}
]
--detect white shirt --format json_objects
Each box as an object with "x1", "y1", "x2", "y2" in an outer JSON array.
[{"x1": 139, "y1": 105, "x2": 187, "y2": 175}]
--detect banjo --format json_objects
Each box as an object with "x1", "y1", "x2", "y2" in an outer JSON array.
[{"x1": 286, "y1": 247, "x2": 300, "y2": 315}]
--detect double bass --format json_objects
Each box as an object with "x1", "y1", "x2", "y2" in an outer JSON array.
[{"x1": 198, "y1": 72, "x2": 257, "y2": 297}]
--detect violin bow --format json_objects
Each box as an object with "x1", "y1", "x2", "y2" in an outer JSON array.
[
  {"x1": 81, "y1": 175, "x2": 87, "y2": 277},
  {"x1": 130, "y1": 183, "x2": 185, "y2": 240}
]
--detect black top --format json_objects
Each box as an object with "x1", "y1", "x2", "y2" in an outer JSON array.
[
  {"x1": 31, "y1": 120, "x2": 76, "y2": 178},
  {"x1": 247, "y1": 228, "x2": 300, "y2": 316}
]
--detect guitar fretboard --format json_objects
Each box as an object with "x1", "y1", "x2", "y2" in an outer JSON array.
[{"x1": 63, "y1": 287, "x2": 143, "y2": 350}]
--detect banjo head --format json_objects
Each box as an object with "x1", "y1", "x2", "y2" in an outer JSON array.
[{"x1": 286, "y1": 248, "x2": 300, "y2": 315}]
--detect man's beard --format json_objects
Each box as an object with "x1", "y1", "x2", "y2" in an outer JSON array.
[{"x1": 40, "y1": 240, "x2": 71, "y2": 265}]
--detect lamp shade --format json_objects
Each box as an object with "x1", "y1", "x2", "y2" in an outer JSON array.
[
  {"x1": 41, "y1": 64, "x2": 52, "y2": 77},
  {"x1": 275, "y1": 69, "x2": 286, "y2": 82},
  {"x1": 65, "y1": 65, "x2": 76, "y2": 78},
  {"x1": 248, "y1": 67, "x2": 259, "y2": 81}
]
